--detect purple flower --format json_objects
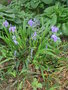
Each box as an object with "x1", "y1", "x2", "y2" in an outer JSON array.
[
  {"x1": 3, "y1": 20, "x2": 9, "y2": 27},
  {"x1": 51, "y1": 26, "x2": 59, "y2": 33},
  {"x1": 28, "y1": 19, "x2": 34, "y2": 27},
  {"x1": 51, "y1": 34, "x2": 58, "y2": 42},
  {"x1": 9, "y1": 26, "x2": 16, "y2": 32}
]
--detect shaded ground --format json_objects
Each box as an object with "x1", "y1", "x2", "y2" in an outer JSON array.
[{"x1": 0, "y1": 60, "x2": 68, "y2": 90}]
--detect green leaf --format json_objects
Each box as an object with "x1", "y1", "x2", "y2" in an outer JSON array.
[
  {"x1": 9, "y1": 70, "x2": 16, "y2": 77},
  {"x1": 44, "y1": 6, "x2": 54, "y2": 16},
  {"x1": 17, "y1": 81, "x2": 23, "y2": 90},
  {"x1": 0, "y1": 56, "x2": 3, "y2": 61},
  {"x1": 51, "y1": 14, "x2": 57, "y2": 26},
  {"x1": 37, "y1": 83, "x2": 42, "y2": 88},
  {"x1": 0, "y1": 58, "x2": 13, "y2": 65},
  {"x1": 42, "y1": 0, "x2": 53, "y2": 4},
  {"x1": 62, "y1": 23, "x2": 68, "y2": 36},
  {"x1": 49, "y1": 84, "x2": 60, "y2": 90},
  {"x1": 30, "y1": 0, "x2": 40, "y2": 9}
]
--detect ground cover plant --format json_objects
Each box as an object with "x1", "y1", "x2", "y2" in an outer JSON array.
[{"x1": 0, "y1": 0, "x2": 68, "y2": 90}]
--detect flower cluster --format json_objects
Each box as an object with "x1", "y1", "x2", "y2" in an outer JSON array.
[
  {"x1": 51, "y1": 26, "x2": 59, "y2": 42},
  {"x1": 3, "y1": 20, "x2": 18, "y2": 57},
  {"x1": 3, "y1": 20, "x2": 17, "y2": 44},
  {"x1": 3, "y1": 20, "x2": 16, "y2": 33}
]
